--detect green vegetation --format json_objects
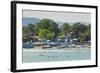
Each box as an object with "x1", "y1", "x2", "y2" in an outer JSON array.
[
  {"x1": 61, "y1": 23, "x2": 71, "y2": 36},
  {"x1": 34, "y1": 19, "x2": 58, "y2": 40},
  {"x1": 23, "y1": 18, "x2": 91, "y2": 43},
  {"x1": 38, "y1": 29, "x2": 54, "y2": 40}
]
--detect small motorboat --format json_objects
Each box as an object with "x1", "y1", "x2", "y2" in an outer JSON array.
[{"x1": 42, "y1": 45, "x2": 52, "y2": 49}]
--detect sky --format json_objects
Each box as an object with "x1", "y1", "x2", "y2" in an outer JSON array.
[{"x1": 23, "y1": 10, "x2": 91, "y2": 23}]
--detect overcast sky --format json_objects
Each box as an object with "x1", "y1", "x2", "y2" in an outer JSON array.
[{"x1": 23, "y1": 10, "x2": 91, "y2": 23}]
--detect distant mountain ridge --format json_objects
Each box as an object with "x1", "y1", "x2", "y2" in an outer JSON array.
[
  {"x1": 22, "y1": 17, "x2": 66, "y2": 27},
  {"x1": 22, "y1": 17, "x2": 40, "y2": 26},
  {"x1": 22, "y1": 17, "x2": 90, "y2": 27}
]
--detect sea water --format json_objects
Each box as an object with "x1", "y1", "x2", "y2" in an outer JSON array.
[{"x1": 22, "y1": 48, "x2": 91, "y2": 63}]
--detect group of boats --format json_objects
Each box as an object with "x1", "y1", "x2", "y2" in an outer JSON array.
[{"x1": 22, "y1": 39, "x2": 82, "y2": 49}]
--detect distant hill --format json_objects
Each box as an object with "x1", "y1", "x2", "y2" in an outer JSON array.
[
  {"x1": 22, "y1": 17, "x2": 90, "y2": 27},
  {"x1": 22, "y1": 17, "x2": 40, "y2": 26},
  {"x1": 22, "y1": 17, "x2": 64, "y2": 27}
]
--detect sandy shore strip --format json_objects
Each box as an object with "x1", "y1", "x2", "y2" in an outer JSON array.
[{"x1": 23, "y1": 48, "x2": 90, "y2": 52}]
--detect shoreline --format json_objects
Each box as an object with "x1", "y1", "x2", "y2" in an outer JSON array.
[{"x1": 23, "y1": 48, "x2": 90, "y2": 52}]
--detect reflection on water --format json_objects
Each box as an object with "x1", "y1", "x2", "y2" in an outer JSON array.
[{"x1": 22, "y1": 48, "x2": 91, "y2": 63}]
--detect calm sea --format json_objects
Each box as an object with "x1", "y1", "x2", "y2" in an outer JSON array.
[{"x1": 22, "y1": 49, "x2": 91, "y2": 63}]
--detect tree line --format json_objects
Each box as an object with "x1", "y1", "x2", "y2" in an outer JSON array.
[{"x1": 23, "y1": 18, "x2": 91, "y2": 43}]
